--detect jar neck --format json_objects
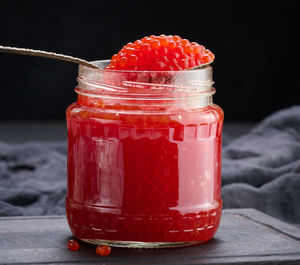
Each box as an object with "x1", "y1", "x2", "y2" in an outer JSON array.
[{"x1": 76, "y1": 60, "x2": 215, "y2": 112}]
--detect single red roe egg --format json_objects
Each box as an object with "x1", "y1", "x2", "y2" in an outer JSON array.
[
  {"x1": 96, "y1": 245, "x2": 112, "y2": 256},
  {"x1": 106, "y1": 34, "x2": 214, "y2": 71},
  {"x1": 67, "y1": 238, "x2": 80, "y2": 251}
]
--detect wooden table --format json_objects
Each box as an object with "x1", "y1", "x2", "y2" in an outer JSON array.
[{"x1": 1, "y1": 209, "x2": 300, "y2": 264}]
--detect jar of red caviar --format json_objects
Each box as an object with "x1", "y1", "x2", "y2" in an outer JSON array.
[{"x1": 66, "y1": 60, "x2": 223, "y2": 248}]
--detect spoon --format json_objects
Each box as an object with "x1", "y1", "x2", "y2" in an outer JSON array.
[{"x1": 0, "y1": 45, "x2": 212, "y2": 70}]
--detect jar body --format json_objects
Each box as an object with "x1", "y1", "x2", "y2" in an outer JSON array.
[
  {"x1": 66, "y1": 61, "x2": 223, "y2": 248},
  {"x1": 66, "y1": 103, "x2": 223, "y2": 247}
]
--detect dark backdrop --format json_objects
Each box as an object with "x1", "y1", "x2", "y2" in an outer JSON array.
[{"x1": 0, "y1": 0, "x2": 299, "y2": 121}]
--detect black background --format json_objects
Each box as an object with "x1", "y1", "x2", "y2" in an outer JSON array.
[{"x1": 0, "y1": 0, "x2": 299, "y2": 121}]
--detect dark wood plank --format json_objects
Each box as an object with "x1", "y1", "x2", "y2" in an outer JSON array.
[{"x1": 0, "y1": 209, "x2": 300, "y2": 264}]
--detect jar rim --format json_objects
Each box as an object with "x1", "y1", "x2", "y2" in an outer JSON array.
[
  {"x1": 76, "y1": 60, "x2": 215, "y2": 104},
  {"x1": 78, "y1": 60, "x2": 214, "y2": 87}
]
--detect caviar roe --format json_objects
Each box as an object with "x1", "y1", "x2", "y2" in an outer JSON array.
[
  {"x1": 66, "y1": 37, "x2": 222, "y2": 247},
  {"x1": 106, "y1": 35, "x2": 214, "y2": 71},
  {"x1": 66, "y1": 101, "x2": 223, "y2": 243},
  {"x1": 96, "y1": 245, "x2": 112, "y2": 256},
  {"x1": 67, "y1": 239, "x2": 80, "y2": 251}
]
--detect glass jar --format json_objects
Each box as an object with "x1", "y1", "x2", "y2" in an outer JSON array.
[{"x1": 65, "y1": 60, "x2": 223, "y2": 248}]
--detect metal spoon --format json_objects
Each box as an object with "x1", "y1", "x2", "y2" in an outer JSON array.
[
  {"x1": 0, "y1": 45, "x2": 99, "y2": 69},
  {"x1": 0, "y1": 45, "x2": 213, "y2": 70}
]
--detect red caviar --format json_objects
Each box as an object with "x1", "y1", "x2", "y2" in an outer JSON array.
[
  {"x1": 106, "y1": 35, "x2": 214, "y2": 70},
  {"x1": 65, "y1": 36, "x2": 222, "y2": 247},
  {"x1": 66, "y1": 103, "x2": 223, "y2": 243},
  {"x1": 67, "y1": 239, "x2": 80, "y2": 251},
  {"x1": 96, "y1": 245, "x2": 111, "y2": 256}
]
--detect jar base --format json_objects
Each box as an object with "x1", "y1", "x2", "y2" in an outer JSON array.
[{"x1": 80, "y1": 238, "x2": 205, "y2": 248}]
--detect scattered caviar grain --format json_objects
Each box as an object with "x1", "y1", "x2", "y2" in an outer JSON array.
[
  {"x1": 96, "y1": 245, "x2": 111, "y2": 256},
  {"x1": 106, "y1": 35, "x2": 214, "y2": 71},
  {"x1": 67, "y1": 238, "x2": 80, "y2": 251}
]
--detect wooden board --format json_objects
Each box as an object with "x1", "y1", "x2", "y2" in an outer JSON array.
[{"x1": 0, "y1": 209, "x2": 300, "y2": 264}]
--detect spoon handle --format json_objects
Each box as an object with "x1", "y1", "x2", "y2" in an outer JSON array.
[{"x1": 0, "y1": 45, "x2": 99, "y2": 69}]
